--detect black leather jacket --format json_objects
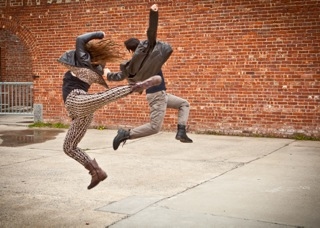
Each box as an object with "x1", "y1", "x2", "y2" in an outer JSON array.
[
  {"x1": 59, "y1": 32, "x2": 109, "y2": 102},
  {"x1": 58, "y1": 31, "x2": 105, "y2": 76},
  {"x1": 107, "y1": 9, "x2": 173, "y2": 83}
]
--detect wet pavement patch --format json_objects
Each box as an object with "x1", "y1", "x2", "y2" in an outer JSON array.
[{"x1": 0, "y1": 129, "x2": 64, "y2": 147}]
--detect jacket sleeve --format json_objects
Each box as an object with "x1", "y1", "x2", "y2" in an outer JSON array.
[
  {"x1": 75, "y1": 31, "x2": 104, "y2": 68},
  {"x1": 106, "y1": 72, "x2": 126, "y2": 81},
  {"x1": 147, "y1": 9, "x2": 158, "y2": 48},
  {"x1": 107, "y1": 61, "x2": 130, "y2": 81}
]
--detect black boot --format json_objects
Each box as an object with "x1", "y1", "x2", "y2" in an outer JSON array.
[
  {"x1": 175, "y1": 124, "x2": 193, "y2": 143},
  {"x1": 113, "y1": 128, "x2": 130, "y2": 150}
]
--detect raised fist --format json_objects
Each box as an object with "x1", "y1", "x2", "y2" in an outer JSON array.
[{"x1": 151, "y1": 4, "x2": 158, "y2": 12}]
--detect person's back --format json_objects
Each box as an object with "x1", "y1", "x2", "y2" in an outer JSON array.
[
  {"x1": 123, "y1": 38, "x2": 167, "y2": 94},
  {"x1": 122, "y1": 4, "x2": 172, "y2": 83}
]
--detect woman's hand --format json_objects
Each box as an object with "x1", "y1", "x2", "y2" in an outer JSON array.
[{"x1": 151, "y1": 4, "x2": 158, "y2": 11}]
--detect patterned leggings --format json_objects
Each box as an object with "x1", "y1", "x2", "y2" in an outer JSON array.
[{"x1": 63, "y1": 86, "x2": 132, "y2": 166}]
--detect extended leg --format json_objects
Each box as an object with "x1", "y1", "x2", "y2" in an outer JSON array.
[{"x1": 66, "y1": 76, "x2": 162, "y2": 119}]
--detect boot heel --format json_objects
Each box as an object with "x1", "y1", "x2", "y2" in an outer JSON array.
[
  {"x1": 85, "y1": 159, "x2": 107, "y2": 190},
  {"x1": 175, "y1": 124, "x2": 193, "y2": 143}
]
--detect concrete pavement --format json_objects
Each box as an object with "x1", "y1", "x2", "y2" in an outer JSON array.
[{"x1": 0, "y1": 115, "x2": 319, "y2": 227}]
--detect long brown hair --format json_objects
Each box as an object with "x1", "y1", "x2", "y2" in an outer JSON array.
[{"x1": 85, "y1": 39, "x2": 122, "y2": 65}]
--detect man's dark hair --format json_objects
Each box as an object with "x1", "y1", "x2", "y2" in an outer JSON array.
[{"x1": 124, "y1": 38, "x2": 140, "y2": 52}]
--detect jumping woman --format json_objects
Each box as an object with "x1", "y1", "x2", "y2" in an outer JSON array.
[{"x1": 58, "y1": 31, "x2": 161, "y2": 190}]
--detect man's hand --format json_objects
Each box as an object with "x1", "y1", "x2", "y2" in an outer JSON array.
[
  {"x1": 151, "y1": 4, "x2": 158, "y2": 11},
  {"x1": 104, "y1": 68, "x2": 111, "y2": 76}
]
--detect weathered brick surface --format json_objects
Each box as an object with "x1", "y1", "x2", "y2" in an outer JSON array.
[{"x1": 0, "y1": 0, "x2": 319, "y2": 138}]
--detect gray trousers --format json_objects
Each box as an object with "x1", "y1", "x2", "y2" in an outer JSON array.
[{"x1": 130, "y1": 90, "x2": 190, "y2": 139}]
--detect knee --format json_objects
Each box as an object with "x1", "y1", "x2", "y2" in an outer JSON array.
[
  {"x1": 150, "y1": 122, "x2": 162, "y2": 134},
  {"x1": 63, "y1": 141, "x2": 73, "y2": 156},
  {"x1": 181, "y1": 100, "x2": 190, "y2": 108}
]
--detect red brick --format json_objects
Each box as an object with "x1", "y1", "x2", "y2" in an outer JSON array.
[{"x1": 0, "y1": 0, "x2": 319, "y2": 138}]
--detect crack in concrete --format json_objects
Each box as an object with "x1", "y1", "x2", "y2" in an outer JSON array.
[{"x1": 107, "y1": 140, "x2": 296, "y2": 227}]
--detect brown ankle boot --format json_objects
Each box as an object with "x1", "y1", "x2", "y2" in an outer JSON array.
[{"x1": 85, "y1": 159, "x2": 107, "y2": 190}]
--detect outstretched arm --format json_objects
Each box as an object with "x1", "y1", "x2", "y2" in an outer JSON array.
[
  {"x1": 147, "y1": 4, "x2": 158, "y2": 48},
  {"x1": 105, "y1": 60, "x2": 130, "y2": 81},
  {"x1": 106, "y1": 70, "x2": 126, "y2": 82}
]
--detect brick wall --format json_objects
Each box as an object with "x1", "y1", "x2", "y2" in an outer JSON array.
[
  {"x1": 0, "y1": 30, "x2": 33, "y2": 82},
  {"x1": 0, "y1": 0, "x2": 319, "y2": 138}
]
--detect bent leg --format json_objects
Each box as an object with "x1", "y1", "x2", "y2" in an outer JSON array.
[
  {"x1": 130, "y1": 91, "x2": 167, "y2": 139},
  {"x1": 63, "y1": 114, "x2": 93, "y2": 166},
  {"x1": 166, "y1": 93, "x2": 190, "y2": 125},
  {"x1": 167, "y1": 94, "x2": 193, "y2": 143},
  {"x1": 63, "y1": 114, "x2": 108, "y2": 189},
  {"x1": 67, "y1": 76, "x2": 162, "y2": 119}
]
